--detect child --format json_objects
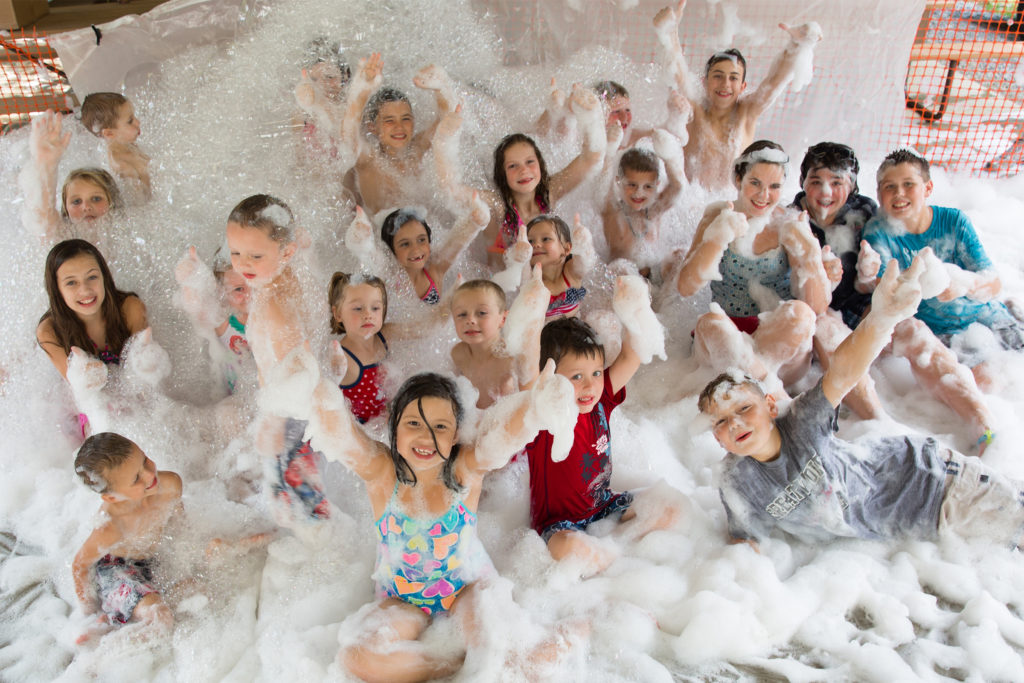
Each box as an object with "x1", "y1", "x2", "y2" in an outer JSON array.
[
  {"x1": 653, "y1": 1, "x2": 821, "y2": 190},
  {"x1": 37, "y1": 239, "x2": 148, "y2": 380},
  {"x1": 600, "y1": 132, "x2": 685, "y2": 270},
  {"x1": 303, "y1": 363, "x2": 575, "y2": 681},
  {"x1": 432, "y1": 86, "x2": 605, "y2": 268},
  {"x1": 524, "y1": 279, "x2": 677, "y2": 574},
  {"x1": 340, "y1": 53, "x2": 457, "y2": 214},
  {"x1": 293, "y1": 37, "x2": 351, "y2": 162},
  {"x1": 225, "y1": 194, "x2": 331, "y2": 523},
  {"x1": 450, "y1": 267, "x2": 548, "y2": 409},
  {"x1": 72, "y1": 432, "x2": 180, "y2": 641},
  {"x1": 80, "y1": 92, "x2": 151, "y2": 200},
  {"x1": 701, "y1": 253, "x2": 1024, "y2": 550},
  {"x1": 328, "y1": 271, "x2": 390, "y2": 423},
  {"x1": 527, "y1": 213, "x2": 596, "y2": 319},
  {"x1": 19, "y1": 112, "x2": 123, "y2": 243},
  {"x1": 377, "y1": 193, "x2": 489, "y2": 305}
]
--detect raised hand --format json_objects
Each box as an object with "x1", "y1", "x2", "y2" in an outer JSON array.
[
  {"x1": 295, "y1": 68, "x2": 317, "y2": 109},
  {"x1": 569, "y1": 82, "x2": 599, "y2": 114},
  {"x1": 469, "y1": 190, "x2": 490, "y2": 228},
  {"x1": 547, "y1": 76, "x2": 567, "y2": 114},
  {"x1": 779, "y1": 211, "x2": 818, "y2": 260},
  {"x1": 702, "y1": 204, "x2": 747, "y2": 246},
  {"x1": 124, "y1": 327, "x2": 171, "y2": 387},
  {"x1": 653, "y1": 0, "x2": 686, "y2": 34},
  {"x1": 871, "y1": 255, "x2": 925, "y2": 323},
  {"x1": 612, "y1": 274, "x2": 666, "y2": 363},
  {"x1": 856, "y1": 240, "x2": 882, "y2": 285},
  {"x1": 529, "y1": 359, "x2": 577, "y2": 463},
  {"x1": 67, "y1": 347, "x2": 108, "y2": 393},
  {"x1": 30, "y1": 110, "x2": 71, "y2": 167},
  {"x1": 352, "y1": 52, "x2": 383, "y2": 91},
  {"x1": 327, "y1": 339, "x2": 349, "y2": 385},
  {"x1": 435, "y1": 103, "x2": 463, "y2": 140},
  {"x1": 780, "y1": 22, "x2": 823, "y2": 46},
  {"x1": 821, "y1": 245, "x2": 843, "y2": 289},
  {"x1": 412, "y1": 63, "x2": 449, "y2": 91}
]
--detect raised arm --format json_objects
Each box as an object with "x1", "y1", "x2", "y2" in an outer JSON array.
[
  {"x1": 653, "y1": 1, "x2": 699, "y2": 103},
  {"x1": 432, "y1": 191, "x2": 489, "y2": 280},
  {"x1": 565, "y1": 213, "x2": 598, "y2": 281},
  {"x1": 20, "y1": 111, "x2": 69, "y2": 241},
  {"x1": 344, "y1": 206, "x2": 389, "y2": 274},
  {"x1": 503, "y1": 264, "x2": 549, "y2": 387},
  {"x1": 340, "y1": 53, "x2": 383, "y2": 159},
  {"x1": 743, "y1": 22, "x2": 822, "y2": 117},
  {"x1": 648, "y1": 128, "x2": 687, "y2": 216},
  {"x1": 608, "y1": 275, "x2": 663, "y2": 392},
  {"x1": 779, "y1": 211, "x2": 830, "y2": 315},
  {"x1": 548, "y1": 85, "x2": 605, "y2": 202},
  {"x1": 410, "y1": 64, "x2": 459, "y2": 152},
  {"x1": 822, "y1": 255, "x2": 925, "y2": 407},
  {"x1": 468, "y1": 359, "x2": 575, "y2": 471},
  {"x1": 676, "y1": 202, "x2": 746, "y2": 297},
  {"x1": 534, "y1": 77, "x2": 569, "y2": 136},
  {"x1": 174, "y1": 246, "x2": 225, "y2": 337},
  {"x1": 491, "y1": 224, "x2": 532, "y2": 293}
]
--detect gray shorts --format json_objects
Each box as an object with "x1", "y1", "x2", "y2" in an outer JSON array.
[{"x1": 938, "y1": 451, "x2": 1024, "y2": 549}]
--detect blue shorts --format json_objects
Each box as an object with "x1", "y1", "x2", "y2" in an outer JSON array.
[{"x1": 540, "y1": 491, "x2": 634, "y2": 541}]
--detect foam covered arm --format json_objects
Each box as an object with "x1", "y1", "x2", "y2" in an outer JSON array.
[
  {"x1": 503, "y1": 264, "x2": 548, "y2": 386},
  {"x1": 566, "y1": 213, "x2": 598, "y2": 280},
  {"x1": 650, "y1": 127, "x2": 686, "y2": 214},
  {"x1": 746, "y1": 22, "x2": 823, "y2": 114},
  {"x1": 20, "y1": 111, "x2": 68, "y2": 240},
  {"x1": 174, "y1": 246, "x2": 226, "y2": 332},
  {"x1": 345, "y1": 206, "x2": 388, "y2": 273},
  {"x1": 676, "y1": 204, "x2": 744, "y2": 296},
  {"x1": 548, "y1": 86, "x2": 605, "y2": 200},
  {"x1": 653, "y1": 1, "x2": 698, "y2": 102},
  {"x1": 340, "y1": 52, "x2": 383, "y2": 157},
  {"x1": 780, "y1": 211, "x2": 830, "y2": 315},
  {"x1": 306, "y1": 375, "x2": 388, "y2": 481},
  {"x1": 854, "y1": 239, "x2": 883, "y2": 293},
  {"x1": 491, "y1": 224, "x2": 532, "y2": 292},
  {"x1": 432, "y1": 191, "x2": 489, "y2": 278},
  {"x1": 613, "y1": 274, "x2": 666, "y2": 364}
]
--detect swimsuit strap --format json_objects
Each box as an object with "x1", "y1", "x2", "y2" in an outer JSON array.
[
  {"x1": 377, "y1": 331, "x2": 389, "y2": 352},
  {"x1": 228, "y1": 314, "x2": 246, "y2": 334},
  {"x1": 561, "y1": 270, "x2": 571, "y2": 288}
]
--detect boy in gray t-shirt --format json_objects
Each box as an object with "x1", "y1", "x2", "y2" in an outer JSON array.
[{"x1": 699, "y1": 252, "x2": 1024, "y2": 550}]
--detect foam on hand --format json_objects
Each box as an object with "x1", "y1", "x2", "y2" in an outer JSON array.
[
  {"x1": 612, "y1": 275, "x2": 666, "y2": 364},
  {"x1": 256, "y1": 346, "x2": 320, "y2": 421},
  {"x1": 916, "y1": 246, "x2": 952, "y2": 299},
  {"x1": 532, "y1": 360, "x2": 577, "y2": 462},
  {"x1": 503, "y1": 265, "x2": 547, "y2": 359},
  {"x1": 344, "y1": 207, "x2": 387, "y2": 274},
  {"x1": 173, "y1": 247, "x2": 225, "y2": 330},
  {"x1": 123, "y1": 328, "x2": 172, "y2": 388},
  {"x1": 787, "y1": 22, "x2": 823, "y2": 92}
]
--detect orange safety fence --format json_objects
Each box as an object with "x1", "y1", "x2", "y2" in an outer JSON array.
[{"x1": 0, "y1": 27, "x2": 73, "y2": 133}]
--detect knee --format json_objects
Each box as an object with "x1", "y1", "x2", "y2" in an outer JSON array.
[
  {"x1": 775, "y1": 300, "x2": 816, "y2": 335},
  {"x1": 341, "y1": 644, "x2": 380, "y2": 683},
  {"x1": 892, "y1": 319, "x2": 945, "y2": 364}
]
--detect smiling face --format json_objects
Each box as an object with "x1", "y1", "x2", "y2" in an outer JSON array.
[
  {"x1": 392, "y1": 220, "x2": 431, "y2": 272},
  {"x1": 226, "y1": 221, "x2": 295, "y2": 286},
  {"x1": 64, "y1": 178, "x2": 112, "y2": 225},
  {"x1": 528, "y1": 220, "x2": 569, "y2": 267},
  {"x1": 102, "y1": 443, "x2": 159, "y2": 502},
  {"x1": 877, "y1": 162, "x2": 933, "y2": 231},
  {"x1": 371, "y1": 100, "x2": 414, "y2": 153},
  {"x1": 395, "y1": 396, "x2": 458, "y2": 472},
  {"x1": 103, "y1": 101, "x2": 141, "y2": 144},
  {"x1": 56, "y1": 253, "x2": 105, "y2": 319},
  {"x1": 451, "y1": 288, "x2": 507, "y2": 345},
  {"x1": 802, "y1": 167, "x2": 852, "y2": 226},
  {"x1": 606, "y1": 94, "x2": 633, "y2": 133},
  {"x1": 555, "y1": 350, "x2": 605, "y2": 414},
  {"x1": 502, "y1": 141, "x2": 541, "y2": 197},
  {"x1": 704, "y1": 59, "x2": 747, "y2": 110},
  {"x1": 334, "y1": 282, "x2": 385, "y2": 339},
  {"x1": 735, "y1": 162, "x2": 785, "y2": 218},
  {"x1": 707, "y1": 384, "x2": 779, "y2": 461},
  {"x1": 620, "y1": 168, "x2": 659, "y2": 211}
]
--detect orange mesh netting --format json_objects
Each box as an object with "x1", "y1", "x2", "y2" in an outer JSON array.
[{"x1": 0, "y1": 28, "x2": 72, "y2": 133}]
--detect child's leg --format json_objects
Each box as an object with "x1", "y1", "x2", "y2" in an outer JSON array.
[
  {"x1": 693, "y1": 309, "x2": 767, "y2": 378},
  {"x1": 750, "y1": 300, "x2": 816, "y2": 385},
  {"x1": 132, "y1": 592, "x2": 173, "y2": 632},
  {"x1": 546, "y1": 529, "x2": 618, "y2": 574},
  {"x1": 891, "y1": 319, "x2": 992, "y2": 446},
  {"x1": 340, "y1": 599, "x2": 463, "y2": 683},
  {"x1": 813, "y1": 312, "x2": 884, "y2": 420},
  {"x1": 616, "y1": 483, "x2": 686, "y2": 543}
]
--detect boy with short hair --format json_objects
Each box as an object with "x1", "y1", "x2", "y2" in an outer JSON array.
[
  {"x1": 71, "y1": 432, "x2": 181, "y2": 641},
  {"x1": 524, "y1": 279, "x2": 679, "y2": 573},
  {"x1": 600, "y1": 129, "x2": 685, "y2": 271},
  {"x1": 700, "y1": 254, "x2": 1024, "y2": 550},
  {"x1": 80, "y1": 92, "x2": 151, "y2": 199},
  {"x1": 653, "y1": 1, "x2": 821, "y2": 190}
]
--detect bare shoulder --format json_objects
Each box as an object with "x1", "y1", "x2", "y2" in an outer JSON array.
[
  {"x1": 157, "y1": 470, "x2": 183, "y2": 498},
  {"x1": 36, "y1": 316, "x2": 57, "y2": 345},
  {"x1": 121, "y1": 295, "x2": 148, "y2": 333},
  {"x1": 74, "y1": 519, "x2": 120, "y2": 566},
  {"x1": 451, "y1": 342, "x2": 469, "y2": 371}
]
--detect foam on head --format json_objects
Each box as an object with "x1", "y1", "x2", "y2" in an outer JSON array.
[
  {"x1": 733, "y1": 140, "x2": 788, "y2": 182},
  {"x1": 227, "y1": 194, "x2": 295, "y2": 243},
  {"x1": 799, "y1": 142, "x2": 860, "y2": 190},
  {"x1": 697, "y1": 370, "x2": 765, "y2": 414},
  {"x1": 380, "y1": 206, "x2": 431, "y2": 253},
  {"x1": 74, "y1": 431, "x2": 138, "y2": 494},
  {"x1": 705, "y1": 48, "x2": 746, "y2": 81},
  {"x1": 80, "y1": 92, "x2": 129, "y2": 136}
]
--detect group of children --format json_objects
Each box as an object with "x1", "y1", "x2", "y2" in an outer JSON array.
[{"x1": 23, "y1": 2, "x2": 1024, "y2": 679}]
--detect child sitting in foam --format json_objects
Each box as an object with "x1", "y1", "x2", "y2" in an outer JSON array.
[
  {"x1": 699, "y1": 253, "x2": 1024, "y2": 551},
  {"x1": 450, "y1": 266, "x2": 548, "y2": 409},
  {"x1": 80, "y1": 92, "x2": 151, "y2": 202},
  {"x1": 340, "y1": 53, "x2": 458, "y2": 215},
  {"x1": 526, "y1": 213, "x2": 598, "y2": 320},
  {"x1": 653, "y1": 0, "x2": 821, "y2": 191}
]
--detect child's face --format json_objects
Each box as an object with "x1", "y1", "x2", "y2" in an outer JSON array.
[
  {"x1": 334, "y1": 282, "x2": 385, "y2": 339},
  {"x1": 877, "y1": 163, "x2": 932, "y2": 224},
  {"x1": 220, "y1": 269, "x2": 250, "y2": 315},
  {"x1": 65, "y1": 178, "x2": 111, "y2": 225},
  {"x1": 104, "y1": 102, "x2": 141, "y2": 144},
  {"x1": 606, "y1": 95, "x2": 633, "y2": 132},
  {"x1": 372, "y1": 100, "x2": 414, "y2": 152},
  {"x1": 226, "y1": 221, "x2": 296, "y2": 286},
  {"x1": 502, "y1": 141, "x2": 541, "y2": 196},
  {"x1": 392, "y1": 220, "x2": 431, "y2": 272},
  {"x1": 57, "y1": 253, "x2": 105, "y2": 318},
  {"x1": 102, "y1": 443, "x2": 159, "y2": 502},
  {"x1": 555, "y1": 350, "x2": 605, "y2": 414},
  {"x1": 707, "y1": 385, "x2": 778, "y2": 460},
  {"x1": 451, "y1": 289, "x2": 507, "y2": 345},
  {"x1": 529, "y1": 221, "x2": 569, "y2": 267},
  {"x1": 802, "y1": 167, "x2": 852, "y2": 226},
  {"x1": 310, "y1": 61, "x2": 345, "y2": 102},
  {"x1": 704, "y1": 59, "x2": 746, "y2": 110},
  {"x1": 619, "y1": 169, "x2": 659, "y2": 211},
  {"x1": 395, "y1": 396, "x2": 458, "y2": 472},
  {"x1": 735, "y1": 162, "x2": 785, "y2": 218}
]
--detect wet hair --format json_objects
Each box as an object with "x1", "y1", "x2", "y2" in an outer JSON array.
[
  {"x1": 60, "y1": 168, "x2": 121, "y2": 220},
  {"x1": 539, "y1": 317, "x2": 604, "y2": 371},
  {"x1": 452, "y1": 279, "x2": 507, "y2": 311},
  {"x1": 387, "y1": 373, "x2": 464, "y2": 492},
  {"x1": 593, "y1": 80, "x2": 629, "y2": 101},
  {"x1": 697, "y1": 372, "x2": 765, "y2": 413},
  {"x1": 618, "y1": 148, "x2": 660, "y2": 177},
  {"x1": 799, "y1": 142, "x2": 860, "y2": 192},
  {"x1": 705, "y1": 49, "x2": 747, "y2": 81},
  {"x1": 364, "y1": 86, "x2": 411, "y2": 127},
  {"x1": 876, "y1": 148, "x2": 931, "y2": 185},
  {"x1": 526, "y1": 213, "x2": 571, "y2": 245},
  {"x1": 304, "y1": 36, "x2": 351, "y2": 83},
  {"x1": 380, "y1": 208, "x2": 432, "y2": 254},
  {"x1": 733, "y1": 140, "x2": 788, "y2": 183},
  {"x1": 227, "y1": 194, "x2": 295, "y2": 243},
  {"x1": 328, "y1": 271, "x2": 389, "y2": 334},
  {"x1": 40, "y1": 239, "x2": 137, "y2": 357},
  {"x1": 80, "y1": 92, "x2": 129, "y2": 137},
  {"x1": 74, "y1": 432, "x2": 137, "y2": 493},
  {"x1": 493, "y1": 133, "x2": 551, "y2": 231}
]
